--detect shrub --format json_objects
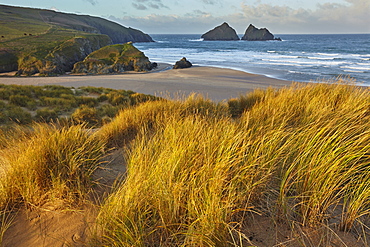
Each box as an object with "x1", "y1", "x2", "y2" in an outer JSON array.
[
  {"x1": 97, "y1": 94, "x2": 108, "y2": 102},
  {"x1": 0, "y1": 88, "x2": 10, "y2": 100},
  {"x1": 130, "y1": 92, "x2": 158, "y2": 105},
  {"x1": 41, "y1": 85, "x2": 74, "y2": 97},
  {"x1": 107, "y1": 92, "x2": 130, "y2": 106},
  {"x1": 5, "y1": 106, "x2": 32, "y2": 124},
  {"x1": 40, "y1": 97, "x2": 76, "y2": 111},
  {"x1": 71, "y1": 105, "x2": 99, "y2": 127},
  {"x1": 98, "y1": 104, "x2": 119, "y2": 118},
  {"x1": 35, "y1": 108, "x2": 59, "y2": 122},
  {"x1": 76, "y1": 96, "x2": 98, "y2": 107},
  {"x1": 0, "y1": 112, "x2": 7, "y2": 124},
  {"x1": 9, "y1": 95, "x2": 31, "y2": 107}
]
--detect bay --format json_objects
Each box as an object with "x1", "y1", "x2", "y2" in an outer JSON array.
[{"x1": 135, "y1": 34, "x2": 370, "y2": 85}]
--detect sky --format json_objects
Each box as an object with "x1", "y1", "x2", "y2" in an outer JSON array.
[{"x1": 1, "y1": 0, "x2": 369, "y2": 34}]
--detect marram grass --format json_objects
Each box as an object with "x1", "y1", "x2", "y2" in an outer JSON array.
[
  {"x1": 97, "y1": 116, "x2": 284, "y2": 246},
  {"x1": 95, "y1": 81, "x2": 370, "y2": 246},
  {"x1": 1, "y1": 81, "x2": 370, "y2": 246},
  {"x1": 0, "y1": 123, "x2": 106, "y2": 209}
]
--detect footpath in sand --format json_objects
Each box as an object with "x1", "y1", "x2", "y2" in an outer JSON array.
[{"x1": 0, "y1": 65, "x2": 293, "y2": 101}]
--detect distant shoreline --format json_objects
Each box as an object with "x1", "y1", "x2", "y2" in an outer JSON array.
[{"x1": 0, "y1": 65, "x2": 294, "y2": 101}]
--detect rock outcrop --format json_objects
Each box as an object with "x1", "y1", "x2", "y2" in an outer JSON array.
[
  {"x1": 241, "y1": 24, "x2": 281, "y2": 41},
  {"x1": 16, "y1": 35, "x2": 112, "y2": 76},
  {"x1": 173, "y1": 57, "x2": 192, "y2": 69},
  {"x1": 201, "y1": 22, "x2": 240, "y2": 41},
  {"x1": 72, "y1": 42, "x2": 156, "y2": 74},
  {"x1": 0, "y1": 49, "x2": 18, "y2": 73}
]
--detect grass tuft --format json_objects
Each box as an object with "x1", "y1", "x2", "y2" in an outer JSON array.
[{"x1": 0, "y1": 123, "x2": 106, "y2": 209}]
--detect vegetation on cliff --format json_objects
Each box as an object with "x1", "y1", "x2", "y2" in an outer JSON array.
[
  {"x1": 72, "y1": 42, "x2": 156, "y2": 74},
  {"x1": 0, "y1": 4, "x2": 153, "y2": 75}
]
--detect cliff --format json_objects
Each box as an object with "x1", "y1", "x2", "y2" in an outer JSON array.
[
  {"x1": 241, "y1": 24, "x2": 281, "y2": 41},
  {"x1": 72, "y1": 42, "x2": 155, "y2": 74},
  {"x1": 201, "y1": 22, "x2": 240, "y2": 41},
  {"x1": 0, "y1": 4, "x2": 153, "y2": 75},
  {"x1": 17, "y1": 35, "x2": 112, "y2": 76}
]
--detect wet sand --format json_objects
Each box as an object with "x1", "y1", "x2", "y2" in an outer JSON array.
[{"x1": 0, "y1": 65, "x2": 294, "y2": 101}]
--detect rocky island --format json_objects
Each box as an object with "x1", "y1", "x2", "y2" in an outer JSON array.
[
  {"x1": 0, "y1": 4, "x2": 153, "y2": 76},
  {"x1": 201, "y1": 22, "x2": 240, "y2": 41},
  {"x1": 72, "y1": 42, "x2": 156, "y2": 74},
  {"x1": 242, "y1": 24, "x2": 281, "y2": 41}
]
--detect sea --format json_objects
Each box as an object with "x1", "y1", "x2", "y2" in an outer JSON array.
[{"x1": 135, "y1": 34, "x2": 370, "y2": 85}]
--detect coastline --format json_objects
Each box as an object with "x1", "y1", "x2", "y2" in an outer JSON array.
[{"x1": 0, "y1": 65, "x2": 294, "y2": 101}]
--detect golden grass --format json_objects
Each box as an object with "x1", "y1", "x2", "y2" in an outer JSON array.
[
  {"x1": 0, "y1": 123, "x2": 106, "y2": 210},
  {"x1": 1, "y1": 80, "x2": 370, "y2": 246},
  {"x1": 95, "y1": 81, "x2": 370, "y2": 246},
  {"x1": 96, "y1": 94, "x2": 228, "y2": 147},
  {"x1": 97, "y1": 116, "x2": 285, "y2": 246}
]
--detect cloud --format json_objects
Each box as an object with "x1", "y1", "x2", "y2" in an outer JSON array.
[
  {"x1": 108, "y1": 13, "x2": 219, "y2": 34},
  {"x1": 185, "y1": 10, "x2": 211, "y2": 18},
  {"x1": 238, "y1": 0, "x2": 370, "y2": 33},
  {"x1": 84, "y1": 0, "x2": 98, "y2": 6},
  {"x1": 132, "y1": 3, "x2": 147, "y2": 10},
  {"x1": 201, "y1": 0, "x2": 217, "y2": 4},
  {"x1": 131, "y1": 0, "x2": 169, "y2": 10},
  {"x1": 111, "y1": 0, "x2": 369, "y2": 34}
]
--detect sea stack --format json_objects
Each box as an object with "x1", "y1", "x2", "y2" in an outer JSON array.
[
  {"x1": 201, "y1": 22, "x2": 240, "y2": 41},
  {"x1": 241, "y1": 24, "x2": 281, "y2": 41},
  {"x1": 173, "y1": 57, "x2": 192, "y2": 69}
]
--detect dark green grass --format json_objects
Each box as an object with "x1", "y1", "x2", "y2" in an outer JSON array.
[{"x1": 0, "y1": 84, "x2": 159, "y2": 127}]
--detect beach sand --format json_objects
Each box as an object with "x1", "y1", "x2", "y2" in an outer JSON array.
[{"x1": 0, "y1": 65, "x2": 294, "y2": 101}]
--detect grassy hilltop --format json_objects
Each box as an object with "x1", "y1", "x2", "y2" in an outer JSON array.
[
  {"x1": 0, "y1": 4, "x2": 153, "y2": 75},
  {"x1": 0, "y1": 79, "x2": 369, "y2": 246}
]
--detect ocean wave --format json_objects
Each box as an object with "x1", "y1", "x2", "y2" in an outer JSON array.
[
  {"x1": 289, "y1": 70, "x2": 321, "y2": 75},
  {"x1": 261, "y1": 59, "x2": 345, "y2": 66},
  {"x1": 344, "y1": 70, "x2": 365, "y2": 73},
  {"x1": 317, "y1": 53, "x2": 339, "y2": 56},
  {"x1": 189, "y1": 38, "x2": 204, "y2": 42},
  {"x1": 257, "y1": 62, "x2": 309, "y2": 67},
  {"x1": 308, "y1": 57, "x2": 335, "y2": 60},
  {"x1": 155, "y1": 41, "x2": 170, "y2": 43},
  {"x1": 341, "y1": 66, "x2": 370, "y2": 71}
]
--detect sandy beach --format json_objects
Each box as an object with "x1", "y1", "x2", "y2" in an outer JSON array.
[{"x1": 0, "y1": 65, "x2": 294, "y2": 101}]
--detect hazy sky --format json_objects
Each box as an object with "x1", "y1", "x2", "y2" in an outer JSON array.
[{"x1": 1, "y1": 0, "x2": 369, "y2": 34}]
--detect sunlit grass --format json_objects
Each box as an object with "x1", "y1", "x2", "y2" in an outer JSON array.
[
  {"x1": 95, "y1": 81, "x2": 370, "y2": 246},
  {"x1": 0, "y1": 123, "x2": 106, "y2": 209},
  {"x1": 1, "y1": 81, "x2": 370, "y2": 246}
]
